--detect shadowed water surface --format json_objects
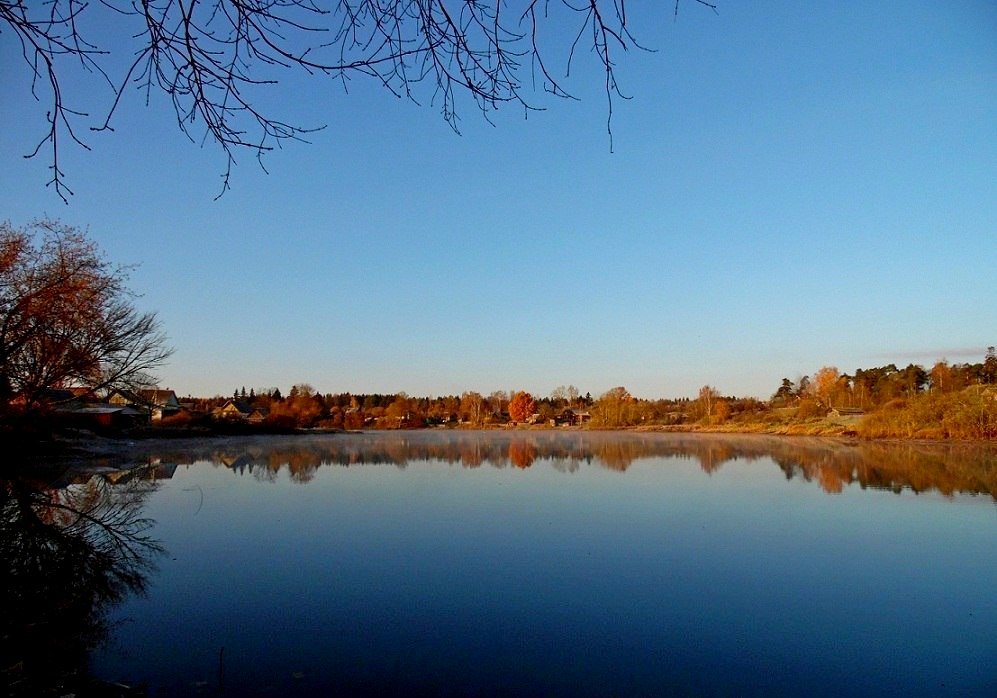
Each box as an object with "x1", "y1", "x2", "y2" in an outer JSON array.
[{"x1": 51, "y1": 433, "x2": 997, "y2": 694}]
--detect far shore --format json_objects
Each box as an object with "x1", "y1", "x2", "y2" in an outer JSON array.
[{"x1": 12, "y1": 422, "x2": 993, "y2": 475}]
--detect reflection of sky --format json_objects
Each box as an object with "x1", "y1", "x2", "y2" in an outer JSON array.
[{"x1": 95, "y1": 440, "x2": 996, "y2": 696}]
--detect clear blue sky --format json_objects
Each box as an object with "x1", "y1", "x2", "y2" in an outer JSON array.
[{"x1": 2, "y1": 1, "x2": 994, "y2": 399}]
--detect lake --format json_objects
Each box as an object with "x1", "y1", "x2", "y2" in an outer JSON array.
[{"x1": 9, "y1": 432, "x2": 996, "y2": 695}]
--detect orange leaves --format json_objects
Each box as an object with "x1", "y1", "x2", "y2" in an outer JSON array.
[
  {"x1": 508, "y1": 391, "x2": 536, "y2": 423},
  {"x1": 0, "y1": 220, "x2": 171, "y2": 407}
]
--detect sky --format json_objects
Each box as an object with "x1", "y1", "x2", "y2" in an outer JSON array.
[{"x1": 1, "y1": 1, "x2": 994, "y2": 400}]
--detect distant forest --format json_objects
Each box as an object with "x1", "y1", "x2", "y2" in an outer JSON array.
[{"x1": 174, "y1": 348, "x2": 997, "y2": 440}]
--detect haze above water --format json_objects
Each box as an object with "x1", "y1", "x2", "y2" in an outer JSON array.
[{"x1": 91, "y1": 432, "x2": 995, "y2": 696}]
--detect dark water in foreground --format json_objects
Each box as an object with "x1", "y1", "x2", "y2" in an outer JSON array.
[{"x1": 14, "y1": 432, "x2": 997, "y2": 695}]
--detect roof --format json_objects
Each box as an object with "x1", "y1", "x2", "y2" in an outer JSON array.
[
  {"x1": 40, "y1": 388, "x2": 78, "y2": 402},
  {"x1": 138, "y1": 388, "x2": 179, "y2": 406},
  {"x1": 218, "y1": 399, "x2": 253, "y2": 414},
  {"x1": 56, "y1": 406, "x2": 126, "y2": 415},
  {"x1": 54, "y1": 405, "x2": 147, "y2": 416},
  {"x1": 108, "y1": 389, "x2": 143, "y2": 404}
]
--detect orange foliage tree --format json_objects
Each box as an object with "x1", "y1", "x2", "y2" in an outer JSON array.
[
  {"x1": 0, "y1": 220, "x2": 172, "y2": 410},
  {"x1": 508, "y1": 391, "x2": 536, "y2": 423},
  {"x1": 809, "y1": 366, "x2": 842, "y2": 409}
]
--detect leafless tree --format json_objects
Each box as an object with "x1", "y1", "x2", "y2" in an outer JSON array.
[{"x1": 2, "y1": 0, "x2": 716, "y2": 200}]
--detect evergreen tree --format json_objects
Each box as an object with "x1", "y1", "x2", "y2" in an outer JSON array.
[{"x1": 984, "y1": 346, "x2": 997, "y2": 384}]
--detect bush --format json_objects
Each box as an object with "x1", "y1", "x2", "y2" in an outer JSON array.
[
  {"x1": 857, "y1": 388, "x2": 996, "y2": 439},
  {"x1": 796, "y1": 399, "x2": 826, "y2": 420}
]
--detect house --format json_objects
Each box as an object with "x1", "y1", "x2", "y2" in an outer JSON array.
[
  {"x1": 108, "y1": 387, "x2": 182, "y2": 421},
  {"x1": 67, "y1": 386, "x2": 98, "y2": 400},
  {"x1": 552, "y1": 409, "x2": 578, "y2": 426},
  {"x1": 214, "y1": 399, "x2": 253, "y2": 420},
  {"x1": 247, "y1": 407, "x2": 270, "y2": 424},
  {"x1": 137, "y1": 388, "x2": 182, "y2": 421},
  {"x1": 107, "y1": 389, "x2": 143, "y2": 407}
]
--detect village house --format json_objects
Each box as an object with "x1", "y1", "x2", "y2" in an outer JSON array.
[
  {"x1": 35, "y1": 388, "x2": 149, "y2": 430},
  {"x1": 138, "y1": 389, "x2": 182, "y2": 421},
  {"x1": 108, "y1": 387, "x2": 182, "y2": 421},
  {"x1": 213, "y1": 399, "x2": 253, "y2": 420},
  {"x1": 55, "y1": 403, "x2": 149, "y2": 430},
  {"x1": 247, "y1": 407, "x2": 270, "y2": 424}
]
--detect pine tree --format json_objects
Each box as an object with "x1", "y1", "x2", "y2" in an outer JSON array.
[{"x1": 984, "y1": 346, "x2": 997, "y2": 384}]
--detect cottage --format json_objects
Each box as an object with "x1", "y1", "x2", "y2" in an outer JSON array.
[
  {"x1": 214, "y1": 399, "x2": 253, "y2": 420},
  {"x1": 108, "y1": 387, "x2": 182, "y2": 421},
  {"x1": 247, "y1": 407, "x2": 270, "y2": 424},
  {"x1": 107, "y1": 389, "x2": 143, "y2": 407},
  {"x1": 138, "y1": 389, "x2": 182, "y2": 421}
]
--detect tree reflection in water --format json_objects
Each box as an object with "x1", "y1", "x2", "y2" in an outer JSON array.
[
  {"x1": 117, "y1": 431, "x2": 997, "y2": 500},
  {"x1": 1, "y1": 472, "x2": 162, "y2": 696}
]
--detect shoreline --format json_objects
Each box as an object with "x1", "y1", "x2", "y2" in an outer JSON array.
[{"x1": 21, "y1": 423, "x2": 995, "y2": 470}]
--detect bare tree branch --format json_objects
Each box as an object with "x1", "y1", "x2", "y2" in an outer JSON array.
[{"x1": 2, "y1": 0, "x2": 716, "y2": 198}]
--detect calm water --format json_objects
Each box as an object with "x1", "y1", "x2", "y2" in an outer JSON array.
[{"x1": 25, "y1": 432, "x2": 997, "y2": 695}]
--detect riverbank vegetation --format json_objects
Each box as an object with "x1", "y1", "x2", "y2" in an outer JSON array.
[
  {"x1": 5, "y1": 353, "x2": 996, "y2": 450},
  {"x1": 95, "y1": 349, "x2": 997, "y2": 441}
]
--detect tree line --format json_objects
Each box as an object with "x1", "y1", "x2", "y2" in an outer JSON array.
[
  {"x1": 771, "y1": 358, "x2": 997, "y2": 412},
  {"x1": 178, "y1": 348, "x2": 997, "y2": 440}
]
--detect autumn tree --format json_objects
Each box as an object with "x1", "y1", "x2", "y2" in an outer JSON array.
[
  {"x1": 508, "y1": 391, "x2": 537, "y2": 423},
  {"x1": 592, "y1": 386, "x2": 637, "y2": 427},
  {"x1": 808, "y1": 367, "x2": 841, "y2": 409},
  {"x1": 4, "y1": 0, "x2": 718, "y2": 199},
  {"x1": 269, "y1": 383, "x2": 325, "y2": 427},
  {"x1": 384, "y1": 393, "x2": 412, "y2": 426},
  {"x1": 437, "y1": 395, "x2": 460, "y2": 423},
  {"x1": 713, "y1": 398, "x2": 731, "y2": 424},
  {"x1": 487, "y1": 390, "x2": 509, "y2": 421},
  {"x1": 930, "y1": 361, "x2": 953, "y2": 393},
  {"x1": 461, "y1": 391, "x2": 485, "y2": 426},
  {"x1": 0, "y1": 220, "x2": 172, "y2": 413},
  {"x1": 696, "y1": 385, "x2": 720, "y2": 422}
]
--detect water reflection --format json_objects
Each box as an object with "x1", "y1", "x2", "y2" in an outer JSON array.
[
  {"x1": 85, "y1": 432, "x2": 996, "y2": 696},
  {"x1": 1, "y1": 471, "x2": 162, "y2": 695},
  {"x1": 117, "y1": 431, "x2": 996, "y2": 499}
]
